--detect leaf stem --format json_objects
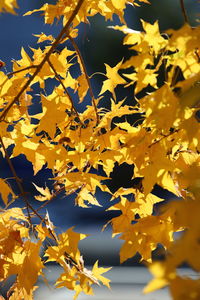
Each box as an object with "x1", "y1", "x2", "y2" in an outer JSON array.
[
  {"x1": 35, "y1": 185, "x2": 66, "y2": 212},
  {"x1": 68, "y1": 35, "x2": 100, "y2": 124},
  {"x1": 89, "y1": 71, "x2": 107, "y2": 79},
  {"x1": 47, "y1": 58, "x2": 84, "y2": 126},
  {"x1": 148, "y1": 129, "x2": 179, "y2": 148}
]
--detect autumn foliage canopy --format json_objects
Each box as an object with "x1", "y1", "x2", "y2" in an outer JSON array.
[{"x1": 0, "y1": 0, "x2": 200, "y2": 299}]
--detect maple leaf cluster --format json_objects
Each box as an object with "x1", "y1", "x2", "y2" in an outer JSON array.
[{"x1": 0, "y1": 0, "x2": 200, "y2": 299}]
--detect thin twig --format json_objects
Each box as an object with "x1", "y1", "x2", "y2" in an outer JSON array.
[
  {"x1": 36, "y1": 185, "x2": 66, "y2": 212},
  {"x1": 0, "y1": 135, "x2": 90, "y2": 278},
  {"x1": 68, "y1": 35, "x2": 100, "y2": 124},
  {"x1": 7, "y1": 65, "x2": 38, "y2": 77},
  {"x1": 171, "y1": 66, "x2": 181, "y2": 87},
  {"x1": 89, "y1": 72, "x2": 107, "y2": 79},
  {"x1": 0, "y1": 135, "x2": 32, "y2": 223},
  {"x1": 195, "y1": 50, "x2": 200, "y2": 63},
  {"x1": 148, "y1": 129, "x2": 179, "y2": 148},
  {"x1": 47, "y1": 58, "x2": 84, "y2": 126},
  {"x1": 0, "y1": 136, "x2": 49, "y2": 224},
  {"x1": 0, "y1": 0, "x2": 85, "y2": 122},
  {"x1": 180, "y1": 0, "x2": 189, "y2": 24}
]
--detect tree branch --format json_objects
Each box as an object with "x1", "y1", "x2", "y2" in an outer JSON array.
[
  {"x1": 68, "y1": 35, "x2": 100, "y2": 124},
  {"x1": 180, "y1": 0, "x2": 189, "y2": 24},
  {"x1": 47, "y1": 58, "x2": 85, "y2": 126},
  {"x1": 7, "y1": 65, "x2": 38, "y2": 77},
  {"x1": 0, "y1": 0, "x2": 85, "y2": 122},
  {"x1": 36, "y1": 185, "x2": 65, "y2": 212},
  {"x1": 0, "y1": 135, "x2": 32, "y2": 223},
  {"x1": 148, "y1": 129, "x2": 179, "y2": 149}
]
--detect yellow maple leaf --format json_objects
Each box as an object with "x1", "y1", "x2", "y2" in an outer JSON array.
[
  {"x1": 98, "y1": 149, "x2": 123, "y2": 176},
  {"x1": 11, "y1": 134, "x2": 46, "y2": 175},
  {"x1": 140, "y1": 84, "x2": 180, "y2": 132},
  {"x1": 120, "y1": 213, "x2": 174, "y2": 263},
  {"x1": 45, "y1": 227, "x2": 87, "y2": 263},
  {"x1": 111, "y1": 0, "x2": 126, "y2": 10},
  {"x1": 33, "y1": 183, "x2": 52, "y2": 202},
  {"x1": 17, "y1": 241, "x2": 44, "y2": 294},
  {"x1": 77, "y1": 74, "x2": 89, "y2": 103},
  {"x1": 139, "y1": 142, "x2": 177, "y2": 196},
  {"x1": 55, "y1": 267, "x2": 78, "y2": 293},
  {"x1": 124, "y1": 68, "x2": 158, "y2": 93},
  {"x1": 76, "y1": 187, "x2": 101, "y2": 207},
  {"x1": 92, "y1": 261, "x2": 111, "y2": 288},
  {"x1": 12, "y1": 48, "x2": 33, "y2": 78},
  {"x1": 0, "y1": 179, "x2": 14, "y2": 205},
  {"x1": 0, "y1": 0, "x2": 18, "y2": 14},
  {"x1": 143, "y1": 262, "x2": 170, "y2": 293},
  {"x1": 56, "y1": 266, "x2": 94, "y2": 300},
  {"x1": 119, "y1": 230, "x2": 143, "y2": 263},
  {"x1": 35, "y1": 224, "x2": 52, "y2": 241},
  {"x1": 0, "y1": 207, "x2": 27, "y2": 222},
  {"x1": 141, "y1": 20, "x2": 168, "y2": 55},
  {"x1": 179, "y1": 83, "x2": 200, "y2": 109},
  {"x1": 108, "y1": 196, "x2": 140, "y2": 234},
  {"x1": 34, "y1": 32, "x2": 54, "y2": 44},
  {"x1": 54, "y1": 172, "x2": 109, "y2": 206},
  {"x1": 99, "y1": 60, "x2": 126, "y2": 98},
  {"x1": 170, "y1": 276, "x2": 200, "y2": 300},
  {"x1": 109, "y1": 25, "x2": 142, "y2": 45},
  {"x1": 8, "y1": 285, "x2": 38, "y2": 300},
  {"x1": 36, "y1": 95, "x2": 69, "y2": 138},
  {"x1": 135, "y1": 192, "x2": 164, "y2": 217},
  {"x1": 96, "y1": 98, "x2": 135, "y2": 130}
]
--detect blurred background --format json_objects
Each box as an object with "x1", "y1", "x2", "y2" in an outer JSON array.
[{"x1": 0, "y1": 0, "x2": 199, "y2": 298}]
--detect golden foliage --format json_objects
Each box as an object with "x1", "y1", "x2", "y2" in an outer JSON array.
[{"x1": 0, "y1": 0, "x2": 200, "y2": 298}]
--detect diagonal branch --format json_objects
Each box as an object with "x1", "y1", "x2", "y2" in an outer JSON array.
[
  {"x1": 0, "y1": 138, "x2": 92, "y2": 280},
  {"x1": 148, "y1": 129, "x2": 180, "y2": 149},
  {"x1": 35, "y1": 185, "x2": 66, "y2": 212},
  {"x1": 0, "y1": 135, "x2": 32, "y2": 224},
  {"x1": 68, "y1": 35, "x2": 100, "y2": 125},
  {"x1": 47, "y1": 58, "x2": 84, "y2": 126},
  {"x1": 0, "y1": 0, "x2": 85, "y2": 122},
  {"x1": 0, "y1": 136, "x2": 53, "y2": 225},
  {"x1": 7, "y1": 65, "x2": 38, "y2": 77},
  {"x1": 180, "y1": 0, "x2": 189, "y2": 24}
]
